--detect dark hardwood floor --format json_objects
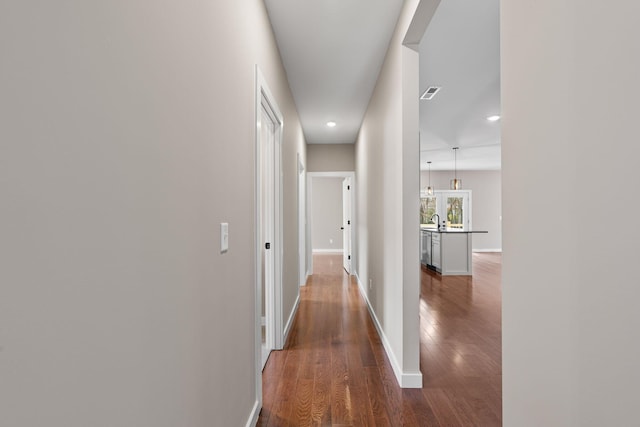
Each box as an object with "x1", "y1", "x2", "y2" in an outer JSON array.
[{"x1": 257, "y1": 253, "x2": 502, "y2": 426}]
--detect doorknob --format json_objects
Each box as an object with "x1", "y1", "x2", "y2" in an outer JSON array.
[{"x1": 340, "y1": 227, "x2": 344, "y2": 230}]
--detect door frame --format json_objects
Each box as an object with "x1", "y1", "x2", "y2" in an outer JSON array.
[
  {"x1": 254, "y1": 66, "x2": 284, "y2": 406},
  {"x1": 342, "y1": 177, "x2": 352, "y2": 274},
  {"x1": 306, "y1": 171, "x2": 356, "y2": 276},
  {"x1": 297, "y1": 153, "x2": 306, "y2": 286}
]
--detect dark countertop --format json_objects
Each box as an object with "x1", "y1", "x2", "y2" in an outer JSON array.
[{"x1": 420, "y1": 227, "x2": 488, "y2": 234}]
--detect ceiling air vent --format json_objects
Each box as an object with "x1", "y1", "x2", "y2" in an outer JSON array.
[{"x1": 420, "y1": 86, "x2": 441, "y2": 100}]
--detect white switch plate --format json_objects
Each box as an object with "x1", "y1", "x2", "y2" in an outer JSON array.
[{"x1": 220, "y1": 222, "x2": 229, "y2": 253}]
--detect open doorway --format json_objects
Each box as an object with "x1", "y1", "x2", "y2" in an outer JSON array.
[
  {"x1": 306, "y1": 172, "x2": 355, "y2": 276},
  {"x1": 414, "y1": 0, "x2": 503, "y2": 421},
  {"x1": 341, "y1": 176, "x2": 352, "y2": 274},
  {"x1": 297, "y1": 154, "x2": 306, "y2": 286},
  {"x1": 255, "y1": 67, "x2": 284, "y2": 374}
]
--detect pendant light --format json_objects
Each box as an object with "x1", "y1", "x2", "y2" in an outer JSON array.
[
  {"x1": 426, "y1": 161, "x2": 434, "y2": 195},
  {"x1": 450, "y1": 147, "x2": 462, "y2": 190}
]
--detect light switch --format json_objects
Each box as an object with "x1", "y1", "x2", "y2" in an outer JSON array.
[{"x1": 220, "y1": 222, "x2": 229, "y2": 253}]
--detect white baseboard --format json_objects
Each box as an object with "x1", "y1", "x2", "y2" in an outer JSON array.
[
  {"x1": 245, "y1": 399, "x2": 260, "y2": 427},
  {"x1": 312, "y1": 249, "x2": 343, "y2": 254},
  {"x1": 300, "y1": 273, "x2": 311, "y2": 287},
  {"x1": 473, "y1": 249, "x2": 502, "y2": 253},
  {"x1": 283, "y1": 293, "x2": 301, "y2": 344},
  {"x1": 354, "y1": 274, "x2": 423, "y2": 388}
]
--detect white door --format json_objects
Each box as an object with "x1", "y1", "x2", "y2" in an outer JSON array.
[
  {"x1": 342, "y1": 177, "x2": 351, "y2": 274},
  {"x1": 256, "y1": 75, "x2": 283, "y2": 370},
  {"x1": 298, "y1": 155, "x2": 306, "y2": 286},
  {"x1": 438, "y1": 191, "x2": 471, "y2": 230},
  {"x1": 259, "y1": 102, "x2": 275, "y2": 368}
]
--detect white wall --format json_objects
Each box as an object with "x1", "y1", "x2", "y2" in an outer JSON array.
[
  {"x1": 420, "y1": 170, "x2": 502, "y2": 251},
  {"x1": 311, "y1": 178, "x2": 344, "y2": 252},
  {"x1": 502, "y1": 1, "x2": 640, "y2": 426},
  {"x1": 355, "y1": 0, "x2": 422, "y2": 388},
  {"x1": 0, "y1": 1, "x2": 305, "y2": 426},
  {"x1": 307, "y1": 143, "x2": 356, "y2": 172}
]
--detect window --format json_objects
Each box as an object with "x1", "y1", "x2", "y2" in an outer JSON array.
[
  {"x1": 421, "y1": 190, "x2": 472, "y2": 230},
  {"x1": 447, "y1": 196, "x2": 464, "y2": 229},
  {"x1": 420, "y1": 196, "x2": 437, "y2": 228}
]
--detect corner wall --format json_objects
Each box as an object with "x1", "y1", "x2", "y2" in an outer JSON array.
[
  {"x1": 355, "y1": 0, "x2": 422, "y2": 388},
  {"x1": 502, "y1": 1, "x2": 640, "y2": 425},
  {"x1": 0, "y1": 1, "x2": 305, "y2": 426}
]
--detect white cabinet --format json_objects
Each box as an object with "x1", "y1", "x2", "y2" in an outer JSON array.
[{"x1": 440, "y1": 232, "x2": 471, "y2": 275}]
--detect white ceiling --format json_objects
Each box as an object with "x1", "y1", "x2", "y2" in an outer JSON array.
[
  {"x1": 264, "y1": 0, "x2": 404, "y2": 144},
  {"x1": 265, "y1": 0, "x2": 501, "y2": 169},
  {"x1": 419, "y1": 0, "x2": 501, "y2": 170}
]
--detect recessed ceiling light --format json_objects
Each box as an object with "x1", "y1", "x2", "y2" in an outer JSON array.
[
  {"x1": 326, "y1": 121, "x2": 337, "y2": 128},
  {"x1": 420, "y1": 86, "x2": 441, "y2": 100},
  {"x1": 487, "y1": 115, "x2": 501, "y2": 122}
]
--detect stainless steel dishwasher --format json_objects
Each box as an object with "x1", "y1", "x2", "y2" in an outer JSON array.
[
  {"x1": 431, "y1": 232, "x2": 441, "y2": 271},
  {"x1": 425, "y1": 231, "x2": 432, "y2": 267}
]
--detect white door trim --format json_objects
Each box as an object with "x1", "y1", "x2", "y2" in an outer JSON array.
[
  {"x1": 342, "y1": 177, "x2": 352, "y2": 274},
  {"x1": 297, "y1": 153, "x2": 306, "y2": 286},
  {"x1": 254, "y1": 66, "x2": 284, "y2": 410},
  {"x1": 306, "y1": 171, "x2": 356, "y2": 276}
]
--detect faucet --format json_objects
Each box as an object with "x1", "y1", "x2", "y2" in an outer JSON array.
[{"x1": 431, "y1": 214, "x2": 440, "y2": 231}]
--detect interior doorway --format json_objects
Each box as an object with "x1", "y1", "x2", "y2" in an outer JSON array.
[
  {"x1": 297, "y1": 154, "x2": 306, "y2": 286},
  {"x1": 306, "y1": 172, "x2": 355, "y2": 276},
  {"x1": 342, "y1": 177, "x2": 352, "y2": 274},
  {"x1": 255, "y1": 67, "x2": 283, "y2": 373}
]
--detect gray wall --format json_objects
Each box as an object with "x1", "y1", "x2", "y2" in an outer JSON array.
[
  {"x1": 311, "y1": 178, "x2": 344, "y2": 251},
  {"x1": 0, "y1": 1, "x2": 305, "y2": 426},
  {"x1": 355, "y1": 0, "x2": 421, "y2": 387},
  {"x1": 502, "y1": 1, "x2": 640, "y2": 425},
  {"x1": 307, "y1": 143, "x2": 355, "y2": 172},
  {"x1": 420, "y1": 170, "x2": 502, "y2": 251}
]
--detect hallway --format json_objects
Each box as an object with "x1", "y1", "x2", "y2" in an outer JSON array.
[{"x1": 258, "y1": 253, "x2": 502, "y2": 426}]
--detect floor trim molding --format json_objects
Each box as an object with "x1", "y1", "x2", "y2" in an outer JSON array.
[
  {"x1": 355, "y1": 274, "x2": 423, "y2": 388},
  {"x1": 283, "y1": 293, "x2": 301, "y2": 344},
  {"x1": 312, "y1": 249, "x2": 344, "y2": 254},
  {"x1": 245, "y1": 399, "x2": 260, "y2": 427}
]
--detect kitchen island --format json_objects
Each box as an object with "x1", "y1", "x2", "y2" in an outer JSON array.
[{"x1": 420, "y1": 228, "x2": 487, "y2": 276}]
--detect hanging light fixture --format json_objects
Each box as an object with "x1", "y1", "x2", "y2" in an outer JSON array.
[
  {"x1": 450, "y1": 147, "x2": 462, "y2": 190},
  {"x1": 426, "y1": 161, "x2": 434, "y2": 195}
]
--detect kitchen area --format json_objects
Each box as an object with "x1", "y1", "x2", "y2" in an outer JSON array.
[
  {"x1": 418, "y1": 0, "x2": 501, "y2": 277},
  {"x1": 420, "y1": 189, "x2": 487, "y2": 276}
]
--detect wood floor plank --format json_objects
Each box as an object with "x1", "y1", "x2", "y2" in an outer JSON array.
[
  {"x1": 266, "y1": 350, "x2": 301, "y2": 427},
  {"x1": 291, "y1": 378, "x2": 314, "y2": 427},
  {"x1": 363, "y1": 366, "x2": 392, "y2": 427},
  {"x1": 423, "y1": 388, "x2": 465, "y2": 427},
  {"x1": 404, "y1": 388, "x2": 441, "y2": 426},
  {"x1": 330, "y1": 342, "x2": 353, "y2": 426},
  {"x1": 310, "y1": 351, "x2": 332, "y2": 426}
]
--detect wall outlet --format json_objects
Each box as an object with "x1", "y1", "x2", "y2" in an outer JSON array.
[
  {"x1": 369, "y1": 279, "x2": 372, "y2": 290},
  {"x1": 329, "y1": 238, "x2": 333, "y2": 244}
]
